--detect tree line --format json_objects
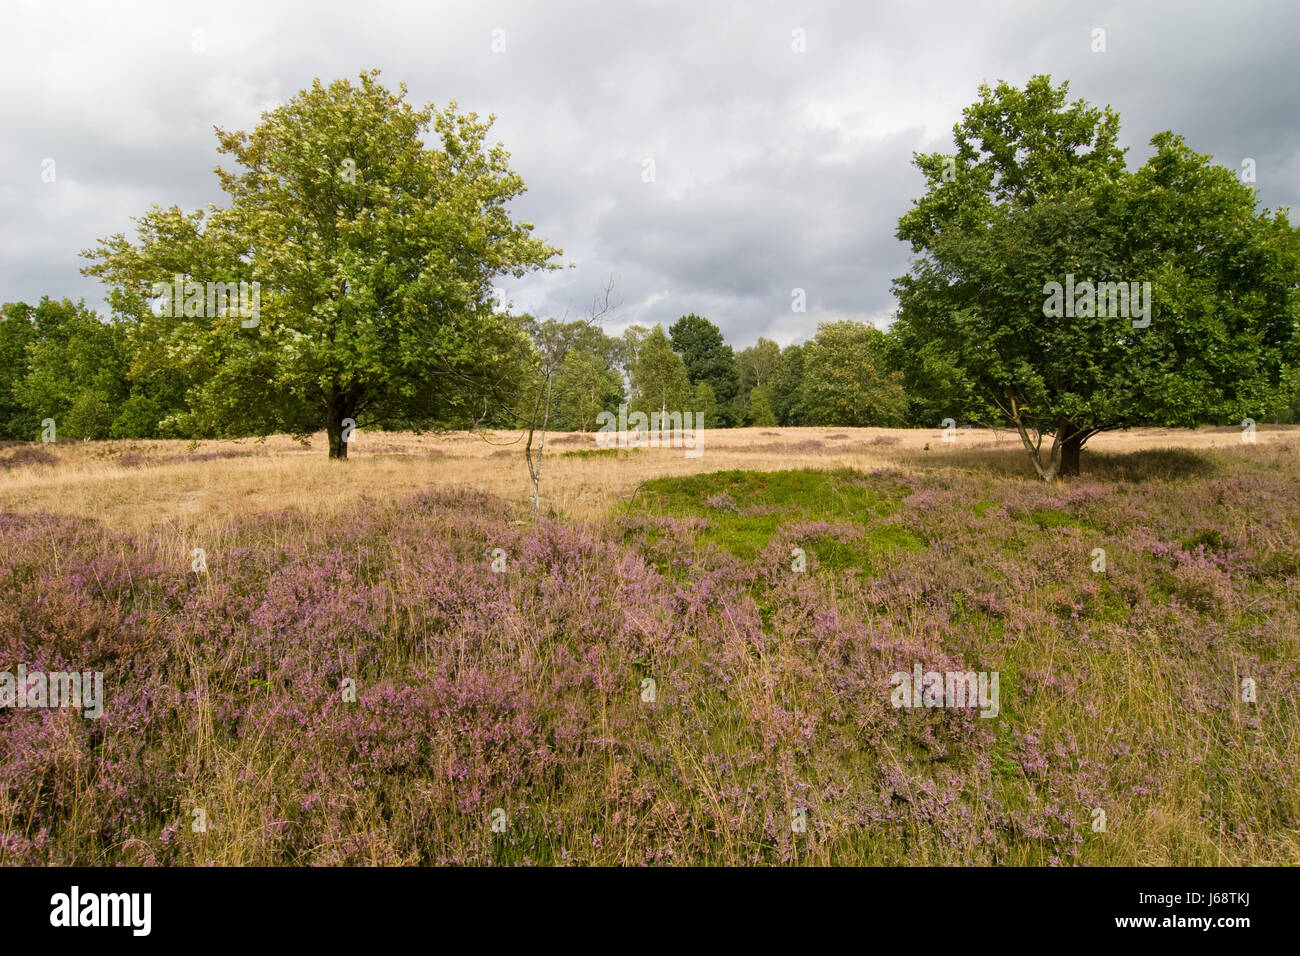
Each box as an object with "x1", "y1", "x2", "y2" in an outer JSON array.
[
  {"x1": 3, "y1": 71, "x2": 1298, "y2": 478},
  {"x1": 0, "y1": 295, "x2": 919, "y2": 440},
  {"x1": 7, "y1": 293, "x2": 1295, "y2": 445}
]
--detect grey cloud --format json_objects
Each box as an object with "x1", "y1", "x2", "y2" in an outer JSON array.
[{"x1": 2, "y1": 0, "x2": 1296, "y2": 349}]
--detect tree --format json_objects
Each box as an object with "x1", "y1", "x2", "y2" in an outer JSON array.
[
  {"x1": 769, "y1": 343, "x2": 806, "y2": 426},
  {"x1": 65, "y1": 391, "x2": 116, "y2": 440},
  {"x1": 799, "y1": 321, "x2": 908, "y2": 426},
  {"x1": 84, "y1": 70, "x2": 560, "y2": 458},
  {"x1": 692, "y1": 380, "x2": 717, "y2": 426},
  {"x1": 508, "y1": 283, "x2": 619, "y2": 516},
  {"x1": 734, "y1": 335, "x2": 781, "y2": 426},
  {"x1": 668, "y1": 313, "x2": 740, "y2": 425},
  {"x1": 883, "y1": 318, "x2": 965, "y2": 427},
  {"x1": 0, "y1": 302, "x2": 38, "y2": 440},
  {"x1": 108, "y1": 363, "x2": 192, "y2": 438},
  {"x1": 556, "y1": 348, "x2": 624, "y2": 431},
  {"x1": 630, "y1": 325, "x2": 693, "y2": 415},
  {"x1": 737, "y1": 337, "x2": 782, "y2": 394},
  {"x1": 12, "y1": 298, "x2": 132, "y2": 440},
  {"x1": 617, "y1": 325, "x2": 648, "y2": 377},
  {"x1": 517, "y1": 319, "x2": 564, "y2": 517},
  {"x1": 893, "y1": 75, "x2": 1300, "y2": 478},
  {"x1": 1277, "y1": 365, "x2": 1300, "y2": 423},
  {"x1": 746, "y1": 384, "x2": 778, "y2": 426},
  {"x1": 1, "y1": 297, "x2": 189, "y2": 440}
]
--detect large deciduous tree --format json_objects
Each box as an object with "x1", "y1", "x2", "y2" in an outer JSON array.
[
  {"x1": 892, "y1": 75, "x2": 1300, "y2": 479},
  {"x1": 84, "y1": 70, "x2": 560, "y2": 458}
]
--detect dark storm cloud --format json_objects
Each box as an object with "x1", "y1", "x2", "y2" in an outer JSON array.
[{"x1": 1, "y1": 0, "x2": 1296, "y2": 347}]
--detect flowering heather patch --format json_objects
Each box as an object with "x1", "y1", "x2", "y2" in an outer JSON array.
[
  {"x1": 736, "y1": 439, "x2": 827, "y2": 454},
  {"x1": 0, "y1": 446, "x2": 59, "y2": 471},
  {"x1": 0, "y1": 447, "x2": 1297, "y2": 865},
  {"x1": 355, "y1": 444, "x2": 451, "y2": 459},
  {"x1": 104, "y1": 448, "x2": 272, "y2": 467},
  {"x1": 171, "y1": 449, "x2": 265, "y2": 464},
  {"x1": 704, "y1": 492, "x2": 739, "y2": 513}
]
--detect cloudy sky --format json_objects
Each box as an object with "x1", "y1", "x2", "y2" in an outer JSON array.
[{"x1": 2, "y1": 0, "x2": 1297, "y2": 348}]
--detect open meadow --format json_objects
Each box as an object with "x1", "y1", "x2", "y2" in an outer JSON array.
[{"x1": 2, "y1": 426, "x2": 1297, "y2": 865}]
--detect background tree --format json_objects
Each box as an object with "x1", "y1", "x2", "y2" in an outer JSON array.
[
  {"x1": 668, "y1": 313, "x2": 739, "y2": 425},
  {"x1": 630, "y1": 325, "x2": 692, "y2": 415},
  {"x1": 883, "y1": 318, "x2": 974, "y2": 428},
  {"x1": 737, "y1": 336, "x2": 781, "y2": 394},
  {"x1": 502, "y1": 283, "x2": 620, "y2": 515},
  {"x1": 617, "y1": 325, "x2": 647, "y2": 374},
  {"x1": 555, "y1": 347, "x2": 624, "y2": 431},
  {"x1": 108, "y1": 362, "x2": 192, "y2": 438},
  {"x1": 1277, "y1": 365, "x2": 1300, "y2": 423},
  {"x1": 745, "y1": 384, "x2": 778, "y2": 426},
  {"x1": 0, "y1": 302, "x2": 38, "y2": 440},
  {"x1": 692, "y1": 380, "x2": 717, "y2": 426},
  {"x1": 84, "y1": 69, "x2": 560, "y2": 459},
  {"x1": 799, "y1": 321, "x2": 908, "y2": 427},
  {"x1": 769, "y1": 343, "x2": 806, "y2": 426},
  {"x1": 0, "y1": 297, "x2": 191, "y2": 440},
  {"x1": 893, "y1": 75, "x2": 1300, "y2": 478},
  {"x1": 11, "y1": 299, "x2": 130, "y2": 440},
  {"x1": 735, "y1": 335, "x2": 781, "y2": 425}
]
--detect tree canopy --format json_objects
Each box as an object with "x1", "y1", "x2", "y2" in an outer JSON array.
[
  {"x1": 799, "y1": 321, "x2": 907, "y2": 427},
  {"x1": 891, "y1": 75, "x2": 1300, "y2": 477},
  {"x1": 629, "y1": 325, "x2": 693, "y2": 415},
  {"x1": 669, "y1": 313, "x2": 740, "y2": 424},
  {"x1": 83, "y1": 69, "x2": 560, "y2": 457}
]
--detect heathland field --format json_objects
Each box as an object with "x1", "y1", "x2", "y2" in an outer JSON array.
[{"x1": 1, "y1": 426, "x2": 1297, "y2": 864}]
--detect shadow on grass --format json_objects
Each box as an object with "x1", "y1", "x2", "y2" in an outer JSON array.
[
  {"x1": 895, "y1": 442, "x2": 1218, "y2": 483},
  {"x1": 893, "y1": 444, "x2": 1040, "y2": 479},
  {"x1": 1083, "y1": 447, "x2": 1218, "y2": 482}
]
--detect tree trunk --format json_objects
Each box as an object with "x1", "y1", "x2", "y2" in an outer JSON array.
[
  {"x1": 326, "y1": 404, "x2": 351, "y2": 460},
  {"x1": 1059, "y1": 430, "x2": 1084, "y2": 477},
  {"x1": 327, "y1": 419, "x2": 346, "y2": 459}
]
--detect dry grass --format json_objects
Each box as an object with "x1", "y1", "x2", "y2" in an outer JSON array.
[
  {"x1": 3, "y1": 425, "x2": 1297, "y2": 865},
  {"x1": 1, "y1": 424, "x2": 1294, "y2": 537}
]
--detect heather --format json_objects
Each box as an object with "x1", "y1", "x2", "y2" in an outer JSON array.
[
  {"x1": 0, "y1": 446, "x2": 59, "y2": 471},
  {"x1": 1, "y1": 443, "x2": 1297, "y2": 865}
]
